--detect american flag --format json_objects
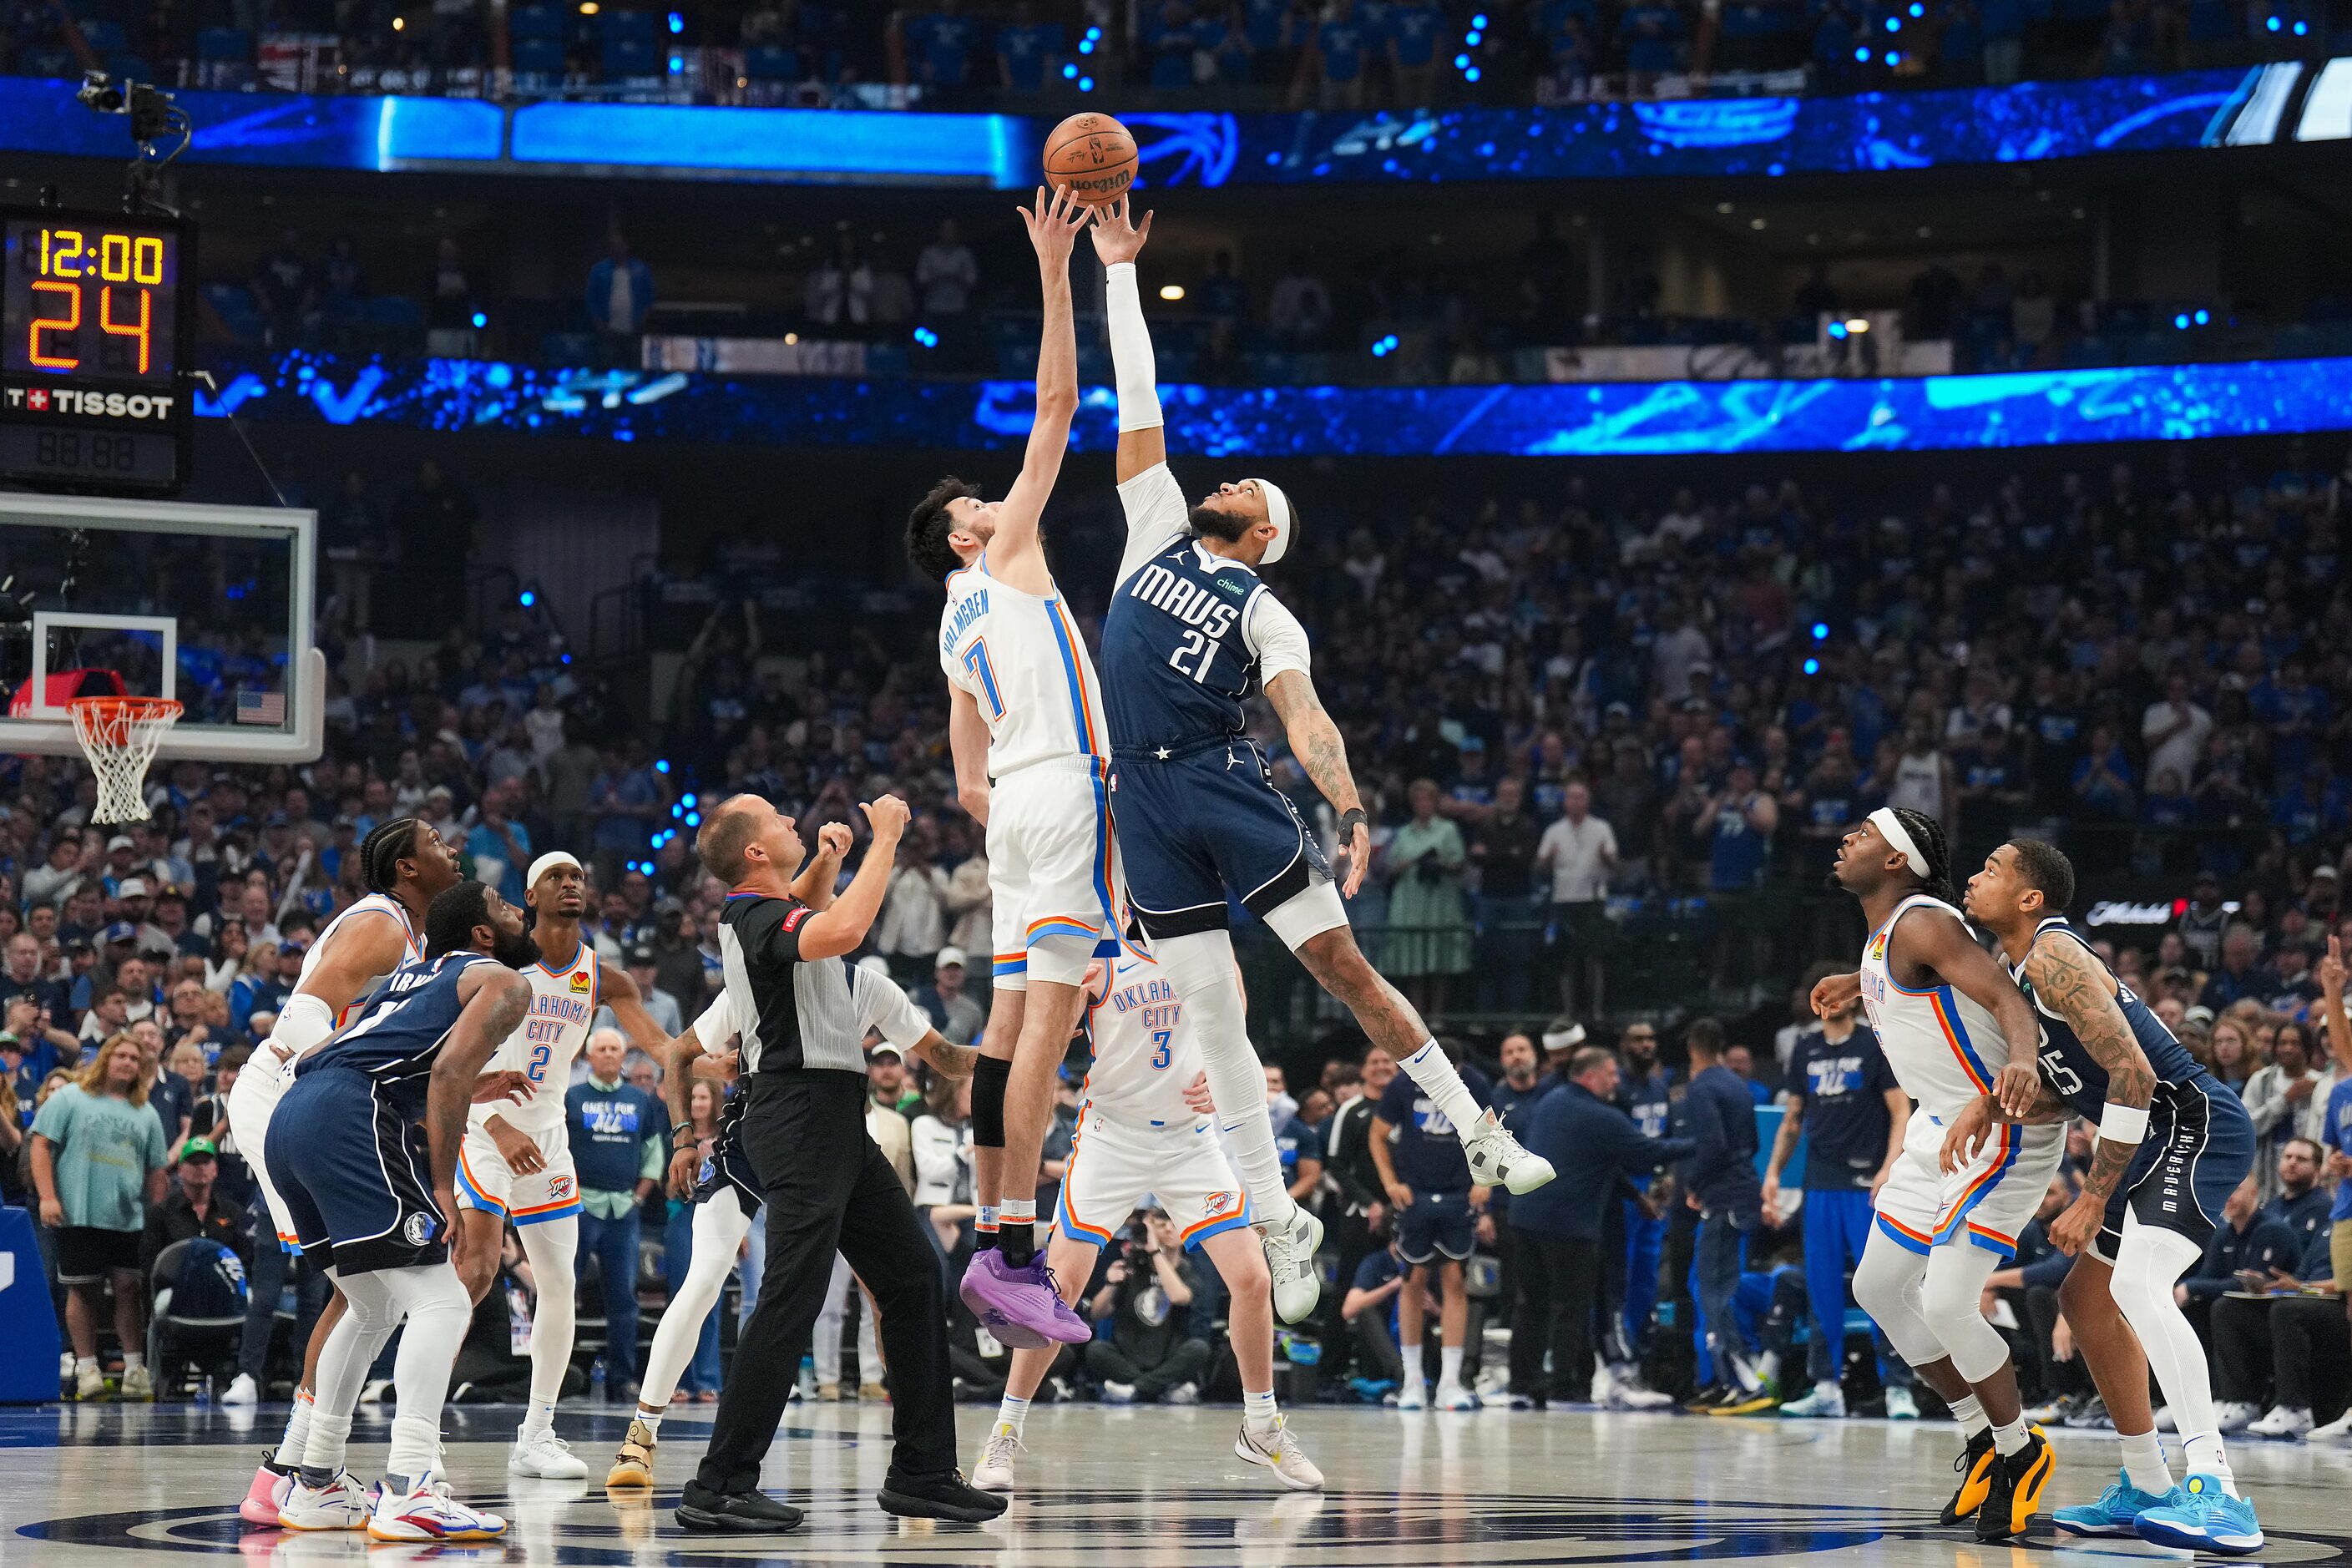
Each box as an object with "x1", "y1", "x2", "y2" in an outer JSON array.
[{"x1": 235, "y1": 689, "x2": 286, "y2": 726}]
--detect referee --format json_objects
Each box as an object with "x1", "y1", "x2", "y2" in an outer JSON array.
[{"x1": 675, "y1": 792, "x2": 1005, "y2": 1532}]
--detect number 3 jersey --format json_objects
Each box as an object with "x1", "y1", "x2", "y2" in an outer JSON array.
[
  {"x1": 1080, "y1": 948, "x2": 1201, "y2": 1128},
  {"x1": 469, "y1": 939, "x2": 600, "y2": 1135}
]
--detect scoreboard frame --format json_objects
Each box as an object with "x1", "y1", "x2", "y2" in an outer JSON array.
[{"x1": 0, "y1": 203, "x2": 196, "y2": 496}]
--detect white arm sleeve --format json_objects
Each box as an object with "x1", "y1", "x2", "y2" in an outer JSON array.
[
  {"x1": 852, "y1": 966, "x2": 935, "y2": 1052},
  {"x1": 269, "y1": 991, "x2": 338, "y2": 1059},
  {"x1": 1104, "y1": 260, "x2": 1162, "y2": 435},
  {"x1": 1242, "y1": 586, "x2": 1313, "y2": 685},
  {"x1": 1114, "y1": 462, "x2": 1191, "y2": 589}
]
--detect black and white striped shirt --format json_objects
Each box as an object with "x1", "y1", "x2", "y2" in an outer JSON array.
[{"x1": 715, "y1": 893, "x2": 928, "y2": 1075}]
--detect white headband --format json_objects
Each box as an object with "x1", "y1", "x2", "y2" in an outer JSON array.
[
  {"x1": 526, "y1": 851, "x2": 584, "y2": 889},
  {"x1": 1247, "y1": 478, "x2": 1293, "y2": 564},
  {"x1": 1541, "y1": 1022, "x2": 1587, "y2": 1054},
  {"x1": 1868, "y1": 808, "x2": 1929, "y2": 879}
]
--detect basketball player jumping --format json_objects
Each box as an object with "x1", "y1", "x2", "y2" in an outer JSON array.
[
  {"x1": 604, "y1": 831, "x2": 979, "y2": 1489},
  {"x1": 449, "y1": 851, "x2": 679, "y2": 1480},
  {"x1": 905, "y1": 183, "x2": 1110, "y2": 1347},
  {"x1": 1813, "y1": 809, "x2": 2065, "y2": 1543},
  {"x1": 1956, "y1": 840, "x2": 2263, "y2": 1554},
  {"x1": 1081, "y1": 195, "x2": 1552, "y2": 1322},
  {"x1": 230, "y1": 817, "x2": 463, "y2": 1527},
  {"x1": 973, "y1": 944, "x2": 1321, "y2": 1495},
  {"x1": 270, "y1": 881, "x2": 540, "y2": 1541}
]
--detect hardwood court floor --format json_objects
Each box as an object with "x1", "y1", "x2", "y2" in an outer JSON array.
[{"x1": 9, "y1": 1399, "x2": 2352, "y2": 1565}]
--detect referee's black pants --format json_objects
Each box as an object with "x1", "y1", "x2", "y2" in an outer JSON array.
[{"x1": 700, "y1": 1071, "x2": 957, "y2": 1492}]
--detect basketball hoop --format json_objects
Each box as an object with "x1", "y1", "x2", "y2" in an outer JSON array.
[{"x1": 69, "y1": 695, "x2": 183, "y2": 824}]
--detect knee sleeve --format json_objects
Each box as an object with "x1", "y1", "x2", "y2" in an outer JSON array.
[
  {"x1": 1853, "y1": 1232, "x2": 1945, "y2": 1369},
  {"x1": 305, "y1": 1272, "x2": 401, "y2": 1472},
  {"x1": 1919, "y1": 1244, "x2": 2009, "y2": 1384},
  {"x1": 1153, "y1": 929, "x2": 1287, "y2": 1209},
  {"x1": 1262, "y1": 880, "x2": 1348, "y2": 951},
  {"x1": 2112, "y1": 1212, "x2": 2218, "y2": 1434},
  {"x1": 517, "y1": 1219, "x2": 579, "y2": 1402},
  {"x1": 1025, "y1": 930, "x2": 1095, "y2": 989},
  {"x1": 972, "y1": 1054, "x2": 1010, "y2": 1149}
]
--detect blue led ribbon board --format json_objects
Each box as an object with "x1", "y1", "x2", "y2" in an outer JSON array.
[
  {"x1": 195, "y1": 350, "x2": 2352, "y2": 456},
  {"x1": 508, "y1": 103, "x2": 1029, "y2": 184}
]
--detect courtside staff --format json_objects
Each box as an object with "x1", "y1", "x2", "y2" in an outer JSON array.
[{"x1": 675, "y1": 792, "x2": 1004, "y2": 1534}]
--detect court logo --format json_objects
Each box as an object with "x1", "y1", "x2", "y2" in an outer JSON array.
[{"x1": 402, "y1": 1213, "x2": 436, "y2": 1247}]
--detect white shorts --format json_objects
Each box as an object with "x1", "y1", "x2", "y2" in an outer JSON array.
[
  {"x1": 1051, "y1": 1105, "x2": 1253, "y2": 1252},
  {"x1": 226, "y1": 1046, "x2": 298, "y2": 1247},
  {"x1": 988, "y1": 755, "x2": 1121, "y2": 992},
  {"x1": 454, "y1": 1120, "x2": 582, "y2": 1225},
  {"x1": 1874, "y1": 1106, "x2": 2066, "y2": 1262}
]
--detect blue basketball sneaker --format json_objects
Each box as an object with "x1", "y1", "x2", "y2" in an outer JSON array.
[
  {"x1": 2133, "y1": 1475, "x2": 2264, "y2": 1555},
  {"x1": 2053, "y1": 1471, "x2": 2172, "y2": 1537}
]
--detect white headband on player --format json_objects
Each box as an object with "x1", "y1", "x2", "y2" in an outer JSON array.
[
  {"x1": 1247, "y1": 478, "x2": 1293, "y2": 564},
  {"x1": 1541, "y1": 1022, "x2": 1587, "y2": 1054},
  {"x1": 527, "y1": 851, "x2": 584, "y2": 888},
  {"x1": 1868, "y1": 808, "x2": 1929, "y2": 879}
]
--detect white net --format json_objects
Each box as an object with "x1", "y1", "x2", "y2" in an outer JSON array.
[{"x1": 69, "y1": 696, "x2": 182, "y2": 824}]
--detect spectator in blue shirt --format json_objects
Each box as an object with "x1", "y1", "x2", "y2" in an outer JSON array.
[
  {"x1": 1382, "y1": 0, "x2": 1442, "y2": 103},
  {"x1": 227, "y1": 943, "x2": 294, "y2": 1039},
  {"x1": 1199, "y1": 2, "x2": 1256, "y2": 83},
  {"x1": 567, "y1": 1029, "x2": 665, "y2": 1399},
  {"x1": 905, "y1": 0, "x2": 984, "y2": 89},
  {"x1": 2208, "y1": 1138, "x2": 2342, "y2": 1433},
  {"x1": 1682, "y1": 1018, "x2": 1765, "y2": 1404},
  {"x1": 1338, "y1": 1238, "x2": 1414, "y2": 1389},
  {"x1": 589, "y1": 744, "x2": 664, "y2": 886},
  {"x1": 463, "y1": 781, "x2": 534, "y2": 904},
  {"x1": 1308, "y1": 0, "x2": 1368, "y2": 108},
  {"x1": 994, "y1": 2, "x2": 1060, "y2": 90},
  {"x1": 1369, "y1": 1042, "x2": 1491, "y2": 1408}
]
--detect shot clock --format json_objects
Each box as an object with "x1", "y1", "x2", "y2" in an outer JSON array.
[{"x1": 0, "y1": 206, "x2": 195, "y2": 493}]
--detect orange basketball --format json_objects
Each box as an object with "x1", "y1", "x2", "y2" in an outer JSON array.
[{"x1": 1042, "y1": 113, "x2": 1138, "y2": 206}]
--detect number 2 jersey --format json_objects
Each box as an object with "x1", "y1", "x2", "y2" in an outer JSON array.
[
  {"x1": 469, "y1": 938, "x2": 600, "y2": 1135},
  {"x1": 2009, "y1": 916, "x2": 2212, "y2": 1120}
]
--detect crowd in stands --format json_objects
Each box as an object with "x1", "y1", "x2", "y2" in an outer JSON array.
[
  {"x1": 2, "y1": 0, "x2": 2326, "y2": 108},
  {"x1": 5, "y1": 438, "x2": 2352, "y2": 1420}
]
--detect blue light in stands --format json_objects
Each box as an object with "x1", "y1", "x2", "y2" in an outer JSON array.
[
  {"x1": 671, "y1": 803, "x2": 684, "y2": 818},
  {"x1": 685, "y1": 812, "x2": 701, "y2": 827},
  {"x1": 1884, "y1": 50, "x2": 1899, "y2": 63},
  {"x1": 1086, "y1": 24, "x2": 1101, "y2": 38},
  {"x1": 1811, "y1": 622, "x2": 1829, "y2": 640},
  {"x1": 1472, "y1": 12, "x2": 1489, "y2": 25},
  {"x1": 518, "y1": 590, "x2": 535, "y2": 606},
  {"x1": 561, "y1": 653, "x2": 572, "y2": 665},
  {"x1": 1079, "y1": 36, "x2": 1094, "y2": 53},
  {"x1": 913, "y1": 325, "x2": 940, "y2": 347},
  {"x1": 1370, "y1": 333, "x2": 1400, "y2": 357},
  {"x1": 655, "y1": 759, "x2": 671, "y2": 774},
  {"x1": 669, "y1": 54, "x2": 684, "y2": 73},
  {"x1": 1885, "y1": 16, "x2": 1900, "y2": 30},
  {"x1": 2196, "y1": 308, "x2": 2210, "y2": 324},
  {"x1": 1854, "y1": 45, "x2": 1870, "y2": 60},
  {"x1": 1454, "y1": 53, "x2": 1470, "y2": 68},
  {"x1": 683, "y1": 793, "x2": 698, "y2": 808},
  {"x1": 1827, "y1": 320, "x2": 1849, "y2": 338},
  {"x1": 1080, "y1": 76, "x2": 1095, "y2": 91},
  {"x1": 471, "y1": 311, "x2": 488, "y2": 328},
  {"x1": 666, "y1": 9, "x2": 682, "y2": 30},
  {"x1": 2267, "y1": 13, "x2": 2281, "y2": 27},
  {"x1": 1063, "y1": 62, "x2": 1077, "y2": 77},
  {"x1": 2295, "y1": 18, "x2": 2309, "y2": 33},
  {"x1": 1465, "y1": 66, "x2": 1482, "y2": 81},
  {"x1": 1466, "y1": 29, "x2": 1483, "y2": 43},
  {"x1": 1804, "y1": 658, "x2": 1821, "y2": 675},
  {"x1": 2175, "y1": 312, "x2": 2190, "y2": 329}
]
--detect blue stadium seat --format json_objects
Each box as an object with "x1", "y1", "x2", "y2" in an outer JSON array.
[
  {"x1": 203, "y1": 283, "x2": 266, "y2": 344},
  {"x1": 744, "y1": 44, "x2": 800, "y2": 79},
  {"x1": 602, "y1": 35, "x2": 662, "y2": 75},
  {"x1": 195, "y1": 26, "x2": 251, "y2": 60},
  {"x1": 76, "y1": 19, "x2": 125, "y2": 53},
  {"x1": 513, "y1": 35, "x2": 568, "y2": 73},
  {"x1": 509, "y1": 4, "x2": 565, "y2": 40}
]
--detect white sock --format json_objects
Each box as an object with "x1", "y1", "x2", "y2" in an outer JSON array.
[
  {"x1": 275, "y1": 1389, "x2": 316, "y2": 1467},
  {"x1": 634, "y1": 1408, "x2": 663, "y2": 1438},
  {"x1": 1439, "y1": 1345, "x2": 1464, "y2": 1389},
  {"x1": 977, "y1": 1204, "x2": 1000, "y2": 1232},
  {"x1": 1950, "y1": 1392, "x2": 1990, "y2": 1440},
  {"x1": 1243, "y1": 1388, "x2": 1278, "y2": 1434},
  {"x1": 121, "y1": 1351, "x2": 146, "y2": 1370},
  {"x1": 1399, "y1": 1040, "x2": 1486, "y2": 1140},
  {"x1": 1001, "y1": 1199, "x2": 1037, "y2": 1228},
  {"x1": 2183, "y1": 1433, "x2": 2236, "y2": 1495},
  {"x1": 2119, "y1": 1429, "x2": 2172, "y2": 1495},
  {"x1": 387, "y1": 1414, "x2": 442, "y2": 1491},
  {"x1": 75, "y1": 1356, "x2": 98, "y2": 1375},
  {"x1": 520, "y1": 1397, "x2": 557, "y2": 1439},
  {"x1": 1815, "y1": 1379, "x2": 1842, "y2": 1400},
  {"x1": 995, "y1": 1393, "x2": 1030, "y2": 1439},
  {"x1": 1992, "y1": 1414, "x2": 2028, "y2": 1458}
]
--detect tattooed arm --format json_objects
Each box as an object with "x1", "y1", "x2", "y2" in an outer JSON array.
[
  {"x1": 2024, "y1": 934, "x2": 2157, "y2": 1254},
  {"x1": 1266, "y1": 668, "x2": 1370, "y2": 897}
]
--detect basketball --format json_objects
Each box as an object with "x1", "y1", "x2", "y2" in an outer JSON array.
[{"x1": 1042, "y1": 113, "x2": 1137, "y2": 206}]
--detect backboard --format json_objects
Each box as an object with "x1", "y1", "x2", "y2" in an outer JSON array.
[{"x1": 0, "y1": 493, "x2": 321, "y2": 761}]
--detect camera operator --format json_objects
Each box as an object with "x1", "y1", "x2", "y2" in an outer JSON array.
[{"x1": 1083, "y1": 1208, "x2": 1211, "y2": 1404}]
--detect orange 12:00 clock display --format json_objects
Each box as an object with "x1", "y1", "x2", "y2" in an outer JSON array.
[{"x1": 3, "y1": 220, "x2": 180, "y2": 384}]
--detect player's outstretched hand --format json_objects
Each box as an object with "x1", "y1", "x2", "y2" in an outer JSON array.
[
  {"x1": 1337, "y1": 819, "x2": 1372, "y2": 898},
  {"x1": 1090, "y1": 193, "x2": 1153, "y2": 266},
  {"x1": 667, "y1": 1141, "x2": 703, "y2": 1199},
  {"x1": 471, "y1": 1070, "x2": 535, "y2": 1105},
  {"x1": 1019, "y1": 183, "x2": 1093, "y2": 269},
  {"x1": 1993, "y1": 1059, "x2": 2042, "y2": 1119},
  {"x1": 2320, "y1": 933, "x2": 2345, "y2": 996},
  {"x1": 817, "y1": 822, "x2": 855, "y2": 861},
  {"x1": 861, "y1": 793, "x2": 912, "y2": 844},
  {"x1": 1809, "y1": 969, "x2": 1862, "y2": 1019},
  {"x1": 1939, "y1": 1095, "x2": 1996, "y2": 1174}
]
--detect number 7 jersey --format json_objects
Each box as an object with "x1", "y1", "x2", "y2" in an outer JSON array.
[
  {"x1": 468, "y1": 938, "x2": 601, "y2": 1134},
  {"x1": 938, "y1": 554, "x2": 1109, "y2": 778}
]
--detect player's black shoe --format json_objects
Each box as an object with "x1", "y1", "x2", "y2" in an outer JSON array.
[
  {"x1": 675, "y1": 1479, "x2": 804, "y2": 1533},
  {"x1": 1939, "y1": 1428, "x2": 1996, "y2": 1525},
  {"x1": 878, "y1": 1468, "x2": 1009, "y2": 1522},
  {"x1": 1682, "y1": 1383, "x2": 1730, "y2": 1414},
  {"x1": 1975, "y1": 1428, "x2": 2054, "y2": 1543}
]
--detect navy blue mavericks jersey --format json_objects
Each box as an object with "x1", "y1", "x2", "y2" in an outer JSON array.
[
  {"x1": 2011, "y1": 918, "x2": 2208, "y2": 1122},
  {"x1": 296, "y1": 952, "x2": 501, "y2": 1120},
  {"x1": 1101, "y1": 536, "x2": 1274, "y2": 753}
]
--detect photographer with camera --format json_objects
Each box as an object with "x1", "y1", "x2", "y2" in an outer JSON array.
[{"x1": 1084, "y1": 1208, "x2": 1212, "y2": 1404}]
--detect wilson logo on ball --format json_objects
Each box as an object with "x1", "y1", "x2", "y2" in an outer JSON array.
[{"x1": 1043, "y1": 112, "x2": 1137, "y2": 205}]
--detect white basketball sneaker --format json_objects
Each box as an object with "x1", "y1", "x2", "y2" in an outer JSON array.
[
  {"x1": 973, "y1": 1426, "x2": 1024, "y2": 1493},
  {"x1": 1461, "y1": 1111, "x2": 1555, "y2": 1194},
  {"x1": 278, "y1": 1471, "x2": 376, "y2": 1531},
  {"x1": 368, "y1": 1473, "x2": 507, "y2": 1541},
  {"x1": 1258, "y1": 1205, "x2": 1325, "y2": 1324},
  {"x1": 1236, "y1": 1416, "x2": 1325, "y2": 1490},
  {"x1": 508, "y1": 1427, "x2": 588, "y2": 1479}
]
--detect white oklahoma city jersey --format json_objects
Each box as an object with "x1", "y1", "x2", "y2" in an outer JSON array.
[
  {"x1": 1080, "y1": 951, "x2": 1201, "y2": 1128},
  {"x1": 1857, "y1": 893, "x2": 2010, "y2": 1119},
  {"x1": 939, "y1": 554, "x2": 1109, "y2": 778},
  {"x1": 301, "y1": 893, "x2": 427, "y2": 1029},
  {"x1": 472, "y1": 939, "x2": 601, "y2": 1134}
]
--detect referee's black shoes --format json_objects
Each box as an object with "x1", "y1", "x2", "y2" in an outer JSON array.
[
  {"x1": 878, "y1": 1468, "x2": 1011, "y2": 1523},
  {"x1": 675, "y1": 1479, "x2": 805, "y2": 1533}
]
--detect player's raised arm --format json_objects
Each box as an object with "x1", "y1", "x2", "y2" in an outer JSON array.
[
  {"x1": 597, "y1": 962, "x2": 673, "y2": 1057},
  {"x1": 1264, "y1": 655, "x2": 1373, "y2": 898},
  {"x1": 2021, "y1": 935, "x2": 2157, "y2": 1252},
  {"x1": 794, "y1": 796, "x2": 911, "y2": 960},
  {"x1": 989, "y1": 185, "x2": 1093, "y2": 574},
  {"x1": 1091, "y1": 193, "x2": 1164, "y2": 484},
  {"x1": 428, "y1": 964, "x2": 534, "y2": 1265},
  {"x1": 268, "y1": 912, "x2": 411, "y2": 1063},
  {"x1": 1903, "y1": 910, "x2": 2041, "y2": 1092}
]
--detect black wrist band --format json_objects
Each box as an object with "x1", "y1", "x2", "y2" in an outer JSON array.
[{"x1": 1337, "y1": 807, "x2": 1368, "y2": 837}]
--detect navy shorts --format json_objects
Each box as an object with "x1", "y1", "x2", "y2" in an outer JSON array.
[
  {"x1": 266, "y1": 1065, "x2": 448, "y2": 1275},
  {"x1": 1397, "y1": 1188, "x2": 1477, "y2": 1265},
  {"x1": 694, "y1": 1130, "x2": 763, "y2": 1220},
  {"x1": 1109, "y1": 739, "x2": 1331, "y2": 939},
  {"x1": 2095, "y1": 1075, "x2": 2253, "y2": 1262}
]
